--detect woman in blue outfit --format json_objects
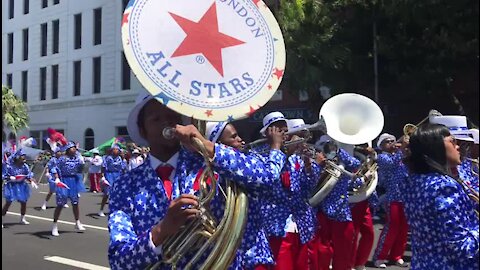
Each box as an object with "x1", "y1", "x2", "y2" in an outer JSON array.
[
  {"x1": 402, "y1": 123, "x2": 479, "y2": 270},
  {"x1": 51, "y1": 142, "x2": 86, "y2": 236},
  {"x1": 2, "y1": 149, "x2": 36, "y2": 226},
  {"x1": 98, "y1": 144, "x2": 126, "y2": 217},
  {"x1": 41, "y1": 149, "x2": 66, "y2": 210}
]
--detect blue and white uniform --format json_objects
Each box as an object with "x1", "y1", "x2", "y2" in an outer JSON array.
[
  {"x1": 102, "y1": 155, "x2": 127, "y2": 195},
  {"x1": 46, "y1": 155, "x2": 60, "y2": 192},
  {"x1": 402, "y1": 173, "x2": 479, "y2": 269},
  {"x1": 108, "y1": 143, "x2": 285, "y2": 270},
  {"x1": 3, "y1": 162, "x2": 33, "y2": 203},
  {"x1": 55, "y1": 154, "x2": 85, "y2": 206}
]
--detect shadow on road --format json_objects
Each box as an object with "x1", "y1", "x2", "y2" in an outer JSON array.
[{"x1": 14, "y1": 230, "x2": 83, "y2": 240}]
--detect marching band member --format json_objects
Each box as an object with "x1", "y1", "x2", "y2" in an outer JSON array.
[
  {"x1": 430, "y1": 116, "x2": 478, "y2": 192},
  {"x1": 350, "y1": 145, "x2": 378, "y2": 270},
  {"x1": 128, "y1": 148, "x2": 144, "y2": 171},
  {"x1": 314, "y1": 135, "x2": 362, "y2": 270},
  {"x1": 107, "y1": 91, "x2": 286, "y2": 270},
  {"x1": 51, "y1": 141, "x2": 86, "y2": 236},
  {"x1": 2, "y1": 149, "x2": 36, "y2": 227},
  {"x1": 41, "y1": 149, "x2": 64, "y2": 210},
  {"x1": 85, "y1": 149, "x2": 103, "y2": 193},
  {"x1": 402, "y1": 123, "x2": 479, "y2": 269},
  {"x1": 372, "y1": 133, "x2": 409, "y2": 268},
  {"x1": 205, "y1": 120, "x2": 286, "y2": 269},
  {"x1": 259, "y1": 117, "x2": 321, "y2": 270},
  {"x1": 98, "y1": 144, "x2": 126, "y2": 217}
]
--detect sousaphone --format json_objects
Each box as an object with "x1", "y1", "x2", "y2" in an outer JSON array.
[{"x1": 309, "y1": 93, "x2": 384, "y2": 206}]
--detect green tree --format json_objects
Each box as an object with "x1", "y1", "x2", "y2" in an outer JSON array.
[{"x1": 2, "y1": 85, "x2": 29, "y2": 140}]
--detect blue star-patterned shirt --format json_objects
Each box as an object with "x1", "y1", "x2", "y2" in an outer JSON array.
[
  {"x1": 57, "y1": 155, "x2": 83, "y2": 177},
  {"x1": 103, "y1": 155, "x2": 127, "y2": 173},
  {"x1": 377, "y1": 150, "x2": 408, "y2": 203},
  {"x1": 402, "y1": 173, "x2": 479, "y2": 270},
  {"x1": 213, "y1": 144, "x2": 286, "y2": 268},
  {"x1": 458, "y1": 158, "x2": 479, "y2": 193},
  {"x1": 5, "y1": 163, "x2": 33, "y2": 180},
  {"x1": 47, "y1": 156, "x2": 60, "y2": 175},
  {"x1": 108, "y1": 144, "x2": 286, "y2": 270},
  {"x1": 319, "y1": 149, "x2": 362, "y2": 222}
]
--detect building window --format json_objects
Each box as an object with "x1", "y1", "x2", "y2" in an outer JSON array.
[
  {"x1": 53, "y1": 0, "x2": 60, "y2": 5},
  {"x1": 93, "y1": 8, "x2": 102, "y2": 45},
  {"x1": 116, "y1": 126, "x2": 131, "y2": 142},
  {"x1": 73, "y1": 61, "x2": 81, "y2": 96},
  {"x1": 21, "y1": 71, "x2": 28, "y2": 102},
  {"x1": 24, "y1": 0, "x2": 29, "y2": 14},
  {"x1": 74, "y1": 13, "x2": 82, "y2": 49},
  {"x1": 93, "y1": 57, "x2": 101, "y2": 94},
  {"x1": 84, "y1": 128, "x2": 95, "y2": 150},
  {"x1": 52, "y1": 20, "x2": 59, "y2": 54},
  {"x1": 122, "y1": 52, "x2": 131, "y2": 90},
  {"x1": 40, "y1": 67, "x2": 47, "y2": 100},
  {"x1": 42, "y1": 0, "x2": 48, "y2": 8},
  {"x1": 8, "y1": 33, "x2": 13, "y2": 64},
  {"x1": 22, "y1": 28, "x2": 29, "y2": 61},
  {"x1": 6, "y1": 74, "x2": 13, "y2": 88},
  {"x1": 52, "y1": 65, "x2": 59, "y2": 99},
  {"x1": 9, "y1": 0, "x2": 14, "y2": 19},
  {"x1": 41, "y1": 23, "x2": 47, "y2": 56}
]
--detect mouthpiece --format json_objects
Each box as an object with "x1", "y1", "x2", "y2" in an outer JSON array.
[{"x1": 162, "y1": 127, "x2": 176, "y2": 140}]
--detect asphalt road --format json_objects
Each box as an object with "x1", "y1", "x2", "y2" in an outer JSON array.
[{"x1": 2, "y1": 184, "x2": 411, "y2": 269}]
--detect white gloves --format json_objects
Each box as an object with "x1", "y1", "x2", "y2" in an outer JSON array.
[
  {"x1": 31, "y1": 181, "x2": 38, "y2": 189},
  {"x1": 54, "y1": 178, "x2": 61, "y2": 184},
  {"x1": 45, "y1": 172, "x2": 51, "y2": 178},
  {"x1": 9, "y1": 176, "x2": 16, "y2": 181}
]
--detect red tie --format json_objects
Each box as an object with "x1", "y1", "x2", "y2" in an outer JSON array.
[
  {"x1": 281, "y1": 171, "x2": 291, "y2": 189},
  {"x1": 156, "y1": 165, "x2": 174, "y2": 200}
]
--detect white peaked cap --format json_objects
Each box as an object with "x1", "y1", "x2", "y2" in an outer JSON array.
[
  {"x1": 259, "y1": 111, "x2": 286, "y2": 135},
  {"x1": 429, "y1": 115, "x2": 474, "y2": 142},
  {"x1": 287, "y1": 119, "x2": 307, "y2": 134},
  {"x1": 205, "y1": 122, "x2": 228, "y2": 143},
  {"x1": 376, "y1": 133, "x2": 396, "y2": 148},
  {"x1": 469, "y1": 128, "x2": 479, "y2": 144}
]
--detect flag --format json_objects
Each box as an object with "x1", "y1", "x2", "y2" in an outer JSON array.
[
  {"x1": 83, "y1": 137, "x2": 126, "y2": 156},
  {"x1": 56, "y1": 181, "x2": 70, "y2": 189},
  {"x1": 15, "y1": 175, "x2": 27, "y2": 181}
]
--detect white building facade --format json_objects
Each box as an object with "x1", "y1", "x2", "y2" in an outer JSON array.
[{"x1": 2, "y1": 0, "x2": 144, "y2": 150}]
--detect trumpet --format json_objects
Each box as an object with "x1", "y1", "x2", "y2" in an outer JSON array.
[
  {"x1": 401, "y1": 109, "x2": 443, "y2": 141},
  {"x1": 244, "y1": 117, "x2": 327, "y2": 151}
]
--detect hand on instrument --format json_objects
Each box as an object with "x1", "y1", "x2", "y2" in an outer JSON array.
[
  {"x1": 175, "y1": 125, "x2": 215, "y2": 158},
  {"x1": 152, "y1": 194, "x2": 201, "y2": 246},
  {"x1": 266, "y1": 126, "x2": 284, "y2": 150},
  {"x1": 315, "y1": 152, "x2": 327, "y2": 166}
]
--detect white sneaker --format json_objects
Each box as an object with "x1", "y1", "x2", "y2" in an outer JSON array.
[
  {"x1": 52, "y1": 224, "x2": 59, "y2": 236},
  {"x1": 75, "y1": 221, "x2": 86, "y2": 231},
  {"x1": 374, "y1": 260, "x2": 387, "y2": 268},
  {"x1": 98, "y1": 211, "x2": 106, "y2": 217},
  {"x1": 63, "y1": 204, "x2": 69, "y2": 208},
  {"x1": 395, "y1": 258, "x2": 409, "y2": 267},
  {"x1": 41, "y1": 204, "x2": 47, "y2": 211},
  {"x1": 20, "y1": 218, "x2": 30, "y2": 225},
  {"x1": 354, "y1": 265, "x2": 366, "y2": 270}
]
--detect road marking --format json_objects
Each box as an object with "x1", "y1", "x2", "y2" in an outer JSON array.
[
  {"x1": 39, "y1": 191, "x2": 50, "y2": 194},
  {"x1": 6, "y1": 212, "x2": 108, "y2": 231},
  {"x1": 44, "y1": 256, "x2": 109, "y2": 270}
]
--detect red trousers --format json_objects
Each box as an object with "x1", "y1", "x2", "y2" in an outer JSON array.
[
  {"x1": 269, "y1": 232, "x2": 308, "y2": 270},
  {"x1": 351, "y1": 201, "x2": 374, "y2": 267},
  {"x1": 315, "y1": 212, "x2": 355, "y2": 270},
  {"x1": 373, "y1": 201, "x2": 408, "y2": 261},
  {"x1": 89, "y1": 173, "x2": 101, "y2": 192}
]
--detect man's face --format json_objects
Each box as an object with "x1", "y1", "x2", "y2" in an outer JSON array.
[
  {"x1": 139, "y1": 100, "x2": 182, "y2": 148},
  {"x1": 67, "y1": 147, "x2": 77, "y2": 156},
  {"x1": 219, "y1": 124, "x2": 245, "y2": 150},
  {"x1": 381, "y1": 138, "x2": 396, "y2": 153},
  {"x1": 112, "y1": 148, "x2": 120, "y2": 156},
  {"x1": 55, "y1": 151, "x2": 62, "y2": 158}
]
